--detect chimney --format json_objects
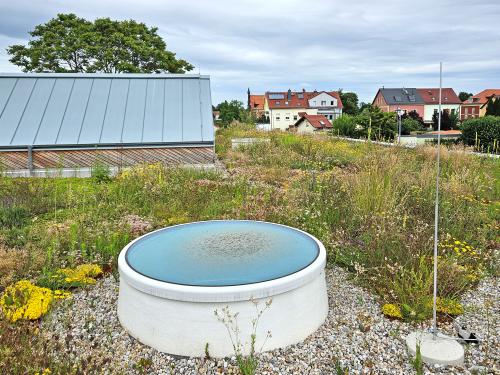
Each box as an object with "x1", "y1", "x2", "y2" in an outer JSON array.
[
  {"x1": 287, "y1": 89, "x2": 292, "y2": 101},
  {"x1": 302, "y1": 88, "x2": 306, "y2": 93}
]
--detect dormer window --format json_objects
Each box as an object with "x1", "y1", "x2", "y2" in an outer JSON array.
[
  {"x1": 285, "y1": 101, "x2": 289, "y2": 105},
  {"x1": 276, "y1": 101, "x2": 280, "y2": 105}
]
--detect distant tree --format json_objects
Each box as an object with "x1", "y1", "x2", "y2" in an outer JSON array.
[
  {"x1": 217, "y1": 100, "x2": 245, "y2": 126},
  {"x1": 432, "y1": 110, "x2": 456, "y2": 131},
  {"x1": 331, "y1": 115, "x2": 357, "y2": 137},
  {"x1": 402, "y1": 110, "x2": 424, "y2": 126},
  {"x1": 485, "y1": 97, "x2": 500, "y2": 116},
  {"x1": 338, "y1": 90, "x2": 359, "y2": 115},
  {"x1": 401, "y1": 118, "x2": 423, "y2": 135},
  {"x1": 359, "y1": 102, "x2": 372, "y2": 112},
  {"x1": 458, "y1": 91, "x2": 473, "y2": 102},
  {"x1": 7, "y1": 13, "x2": 193, "y2": 73}
]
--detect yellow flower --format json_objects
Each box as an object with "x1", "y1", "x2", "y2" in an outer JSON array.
[
  {"x1": 56, "y1": 264, "x2": 103, "y2": 286},
  {"x1": 0, "y1": 280, "x2": 69, "y2": 323},
  {"x1": 381, "y1": 303, "x2": 403, "y2": 319}
]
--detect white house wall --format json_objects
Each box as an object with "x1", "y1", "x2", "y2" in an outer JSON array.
[
  {"x1": 308, "y1": 92, "x2": 337, "y2": 107},
  {"x1": 270, "y1": 108, "x2": 318, "y2": 130}
]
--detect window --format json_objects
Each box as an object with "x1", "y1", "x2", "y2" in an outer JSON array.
[
  {"x1": 285, "y1": 101, "x2": 289, "y2": 105},
  {"x1": 276, "y1": 101, "x2": 280, "y2": 105},
  {"x1": 276, "y1": 114, "x2": 280, "y2": 121},
  {"x1": 329, "y1": 115, "x2": 333, "y2": 120},
  {"x1": 330, "y1": 101, "x2": 334, "y2": 105},
  {"x1": 298, "y1": 93, "x2": 304, "y2": 99},
  {"x1": 451, "y1": 109, "x2": 455, "y2": 115},
  {"x1": 472, "y1": 108, "x2": 476, "y2": 114},
  {"x1": 434, "y1": 109, "x2": 438, "y2": 114},
  {"x1": 313, "y1": 101, "x2": 316, "y2": 106},
  {"x1": 321, "y1": 100, "x2": 326, "y2": 106},
  {"x1": 293, "y1": 115, "x2": 298, "y2": 120},
  {"x1": 285, "y1": 114, "x2": 290, "y2": 120}
]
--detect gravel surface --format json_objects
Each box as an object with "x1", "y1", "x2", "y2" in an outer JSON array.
[{"x1": 42, "y1": 269, "x2": 498, "y2": 374}]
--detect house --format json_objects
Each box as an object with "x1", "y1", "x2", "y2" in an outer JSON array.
[
  {"x1": 372, "y1": 88, "x2": 425, "y2": 118},
  {"x1": 293, "y1": 113, "x2": 332, "y2": 134},
  {"x1": 417, "y1": 88, "x2": 461, "y2": 123},
  {"x1": 264, "y1": 89, "x2": 342, "y2": 131},
  {"x1": 461, "y1": 89, "x2": 500, "y2": 120},
  {"x1": 247, "y1": 88, "x2": 266, "y2": 118},
  {"x1": 0, "y1": 73, "x2": 215, "y2": 176}
]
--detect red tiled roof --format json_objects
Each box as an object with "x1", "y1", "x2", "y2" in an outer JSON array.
[
  {"x1": 265, "y1": 90, "x2": 343, "y2": 109},
  {"x1": 249, "y1": 95, "x2": 265, "y2": 110},
  {"x1": 416, "y1": 88, "x2": 461, "y2": 104},
  {"x1": 294, "y1": 113, "x2": 332, "y2": 129},
  {"x1": 464, "y1": 89, "x2": 500, "y2": 105}
]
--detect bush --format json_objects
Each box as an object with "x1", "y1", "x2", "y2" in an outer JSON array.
[
  {"x1": 460, "y1": 116, "x2": 500, "y2": 153},
  {"x1": 91, "y1": 162, "x2": 111, "y2": 183},
  {"x1": 401, "y1": 118, "x2": 423, "y2": 135},
  {"x1": 331, "y1": 114, "x2": 357, "y2": 137}
]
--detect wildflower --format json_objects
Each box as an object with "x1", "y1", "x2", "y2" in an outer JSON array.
[
  {"x1": 0, "y1": 280, "x2": 70, "y2": 323},
  {"x1": 381, "y1": 304, "x2": 402, "y2": 319}
]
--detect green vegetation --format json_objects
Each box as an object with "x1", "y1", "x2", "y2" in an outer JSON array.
[
  {"x1": 460, "y1": 116, "x2": 500, "y2": 154},
  {"x1": 332, "y1": 106, "x2": 397, "y2": 140},
  {"x1": 7, "y1": 13, "x2": 193, "y2": 73},
  {"x1": 1, "y1": 126, "x2": 498, "y2": 372},
  {"x1": 215, "y1": 100, "x2": 253, "y2": 127}
]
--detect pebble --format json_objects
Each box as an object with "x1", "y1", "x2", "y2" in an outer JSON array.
[{"x1": 42, "y1": 269, "x2": 498, "y2": 374}]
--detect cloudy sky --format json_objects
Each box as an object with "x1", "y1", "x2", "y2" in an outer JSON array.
[{"x1": 1, "y1": 0, "x2": 499, "y2": 105}]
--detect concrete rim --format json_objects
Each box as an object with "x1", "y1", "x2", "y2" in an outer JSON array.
[{"x1": 118, "y1": 220, "x2": 327, "y2": 302}]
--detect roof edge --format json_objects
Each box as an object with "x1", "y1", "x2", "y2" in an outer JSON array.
[{"x1": 0, "y1": 72, "x2": 211, "y2": 79}]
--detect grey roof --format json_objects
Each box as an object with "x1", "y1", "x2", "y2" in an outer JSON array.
[
  {"x1": 0, "y1": 73, "x2": 214, "y2": 149},
  {"x1": 378, "y1": 88, "x2": 425, "y2": 105}
]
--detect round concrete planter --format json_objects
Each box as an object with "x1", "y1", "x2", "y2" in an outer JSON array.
[{"x1": 117, "y1": 220, "x2": 328, "y2": 357}]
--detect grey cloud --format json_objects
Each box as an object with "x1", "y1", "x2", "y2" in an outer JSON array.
[{"x1": 0, "y1": 0, "x2": 499, "y2": 104}]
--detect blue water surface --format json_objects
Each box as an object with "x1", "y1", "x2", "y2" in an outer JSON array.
[{"x1": 126, "y1": 221, "x2": 319, "y2": 286}]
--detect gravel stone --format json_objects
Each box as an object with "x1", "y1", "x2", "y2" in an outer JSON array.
[{"x1": 42, "y1": 268, "x2": 499, "y2": 374}]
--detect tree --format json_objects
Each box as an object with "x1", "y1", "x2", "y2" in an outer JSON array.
[
  {"x1": 7, "y1": 13, "x2": 193, "y2": 73},
  {"x1": 432, "y1": 110, "x2": 456, "y2": 131},
  {"x1": 458, "y1": 91, "x2": 473, "y2": 102},
  {"x1": 402, "y1": 110, "x2": 424, "y2": 126},
  {"x1": 338, "y1": 90, "x2": 359, "y2": 115},
  {"x1": 401, "y1": 118, "x2": 422, "y2": 135},
  {"x1": 331, "y1": 115, "x2": 357, "y2": 137},
  {"x1": 485, "y1": 97, "x2": 500, "y2": 116},
  {"x1": 217, "y1": 100, "x2": 245, "y2": 126}
]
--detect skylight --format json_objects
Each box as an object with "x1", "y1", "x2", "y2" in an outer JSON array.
[{"x1": 269, "y1": 93, "x2": 285, "y2": 99}]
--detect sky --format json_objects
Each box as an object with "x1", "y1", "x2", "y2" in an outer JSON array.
[{"x1": 0, "y1": 0, "x2": 499, "y2": 105}]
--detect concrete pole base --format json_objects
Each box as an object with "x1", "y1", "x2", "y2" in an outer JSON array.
[{"x1": 406, "y1": 331, "x2": 465, "y2": 366}]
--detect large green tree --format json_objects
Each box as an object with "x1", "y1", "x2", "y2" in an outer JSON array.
[
  {"x1": 7, "y1": 13, "x2": 193, "y2": 73},
  {"x1": 217, "y1": 100, "x2": 246, "y2": 126},
  {"x1": 338, "y1": 90, "x2": 359, "y2": 115}
]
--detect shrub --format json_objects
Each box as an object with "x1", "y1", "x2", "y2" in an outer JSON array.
[
  {"x1": 460, "y1": 116, "x2": 500, "y2": 153},
  {"x1": 332, "y1": 115, "x2": 357, "y2": 137},
  {"x1": 401, "y1": 118, "x2": 423, "y2": 135},
  {"x1": 91, "y1": 162, "x2": 111, "y2": 183}
]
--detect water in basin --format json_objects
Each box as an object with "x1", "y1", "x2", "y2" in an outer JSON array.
[{"x1": 125, "y1": 221, "x2": 319, "y2": 286}]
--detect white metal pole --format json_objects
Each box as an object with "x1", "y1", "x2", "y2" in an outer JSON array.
[{"x1": 432, "y1": 62, "x2": 443, "y2": 339}]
